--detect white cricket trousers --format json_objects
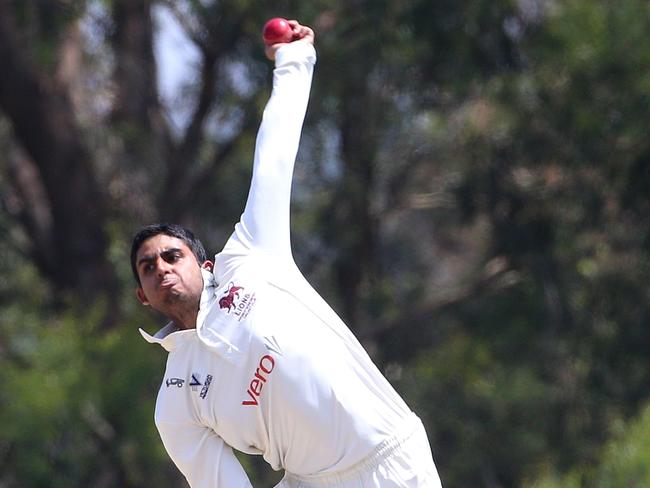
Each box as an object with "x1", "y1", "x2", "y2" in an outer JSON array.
[{"x1": 275, "y1": 415, "x2": 442, "y2": 487}]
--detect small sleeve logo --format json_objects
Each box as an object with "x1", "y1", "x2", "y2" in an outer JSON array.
[{"x1": 165, "y1": 378, "x2": 185, "y2": 388}]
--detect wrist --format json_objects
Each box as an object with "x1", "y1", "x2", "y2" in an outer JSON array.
[{"x1": 274, "y1": 41, "x2": 317, "y2": 68}]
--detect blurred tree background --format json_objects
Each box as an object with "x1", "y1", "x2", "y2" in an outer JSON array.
[{"x1": 0, "y1": 0, "x2": 648, "y2": 486}]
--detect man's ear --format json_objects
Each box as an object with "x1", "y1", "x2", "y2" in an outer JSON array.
[
  {"x1": 136, "y1": 287, "x2": 150, "y2": 306},
  {"x1": 201, "y1": 260, "x2": 214, "y2": 272}
]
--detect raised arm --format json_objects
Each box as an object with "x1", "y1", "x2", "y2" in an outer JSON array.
[{"x1": 227, "y1": 23, "x2": 316, "y2": 260}]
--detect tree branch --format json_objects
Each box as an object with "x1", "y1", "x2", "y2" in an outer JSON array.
[
  {"x1": 158, "y1": 5, "x2": 248, "y2": 219},
  {"x1": 159, "y1": 47, "x2": 220, "y2": 218},
  {"x1": 362, "y1": 256, "x2": 520, "y2": 360},
  {"x1": 5, "y1": 146, "x2": 55, "y2": 276}
]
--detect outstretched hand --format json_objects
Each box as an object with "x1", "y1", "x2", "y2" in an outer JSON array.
[{"x1": 265, "y1": 20, "x2": 315, "y2": 61}]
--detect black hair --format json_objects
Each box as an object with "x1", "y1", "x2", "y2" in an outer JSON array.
[{"x1": 130, "y1": 223, "x2": 208, "y2": 285}]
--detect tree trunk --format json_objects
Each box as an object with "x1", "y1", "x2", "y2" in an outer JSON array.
[{"x1": 0, "y1": 4, "x2": 116, "y2": 301}]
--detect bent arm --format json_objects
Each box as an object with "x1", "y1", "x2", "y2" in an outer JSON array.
[
  {"x1": 157, "y1": 420, "x2": 253, "y2": 488},
  {"x1": 228, "y1": 41, "x2": 316, "y2": 259}
]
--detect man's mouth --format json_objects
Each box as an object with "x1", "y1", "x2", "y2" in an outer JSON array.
[{"x1": 159, "y1": 278, "x2": 177, "y2": 290}]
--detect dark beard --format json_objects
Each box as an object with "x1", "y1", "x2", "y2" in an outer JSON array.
[{"x1": 160, "y1": 287, "x2": 201, "y2": 329}]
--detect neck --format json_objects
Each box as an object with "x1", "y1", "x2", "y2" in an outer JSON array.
[{"x1": 166, "y1": 303, "x2": 199, "y2": 330}]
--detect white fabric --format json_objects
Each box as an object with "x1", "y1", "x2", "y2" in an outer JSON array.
[
  {"x1": 140, "y1": 41, "x2": 441, "y2": 487},
  {"x1": 276, "y1": 416, "x2": 441, "y2": 487}
]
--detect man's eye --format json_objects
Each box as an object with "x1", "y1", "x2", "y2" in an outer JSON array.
[{"x1": 164, "y1": 252, "x2": 181, "y2": 263}]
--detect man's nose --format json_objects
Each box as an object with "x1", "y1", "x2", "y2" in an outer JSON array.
[{"x1": 155, "y1": 257, "x2": 173, "y2": 276}]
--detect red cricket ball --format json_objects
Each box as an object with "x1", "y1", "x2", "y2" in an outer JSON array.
[{"x1": 262, "y1": 18, "x2": 294, "y2": 45}]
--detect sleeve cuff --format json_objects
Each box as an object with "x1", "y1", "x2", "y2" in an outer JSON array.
[{"x1": 275, "y1": 41, "x2": 317, "y2": 68}]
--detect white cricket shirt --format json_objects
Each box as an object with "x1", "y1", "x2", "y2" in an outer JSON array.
[{"x1": 140, "y1": 41, "x2": 414, "y2": 488}]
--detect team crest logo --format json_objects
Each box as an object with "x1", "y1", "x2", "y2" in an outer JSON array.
[
  {"x1": 218, "y1": 282, "x2": 256, "y2": 321},
  {"x1": 219, "y1": 283, "x2": 244, "y2": 312}
]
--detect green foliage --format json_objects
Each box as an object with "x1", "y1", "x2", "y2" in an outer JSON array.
[
  {"x1": 526, "y1": 402, "x2": 650, "y2": 487},
  {"x1": 398, "y1": 332, "x2": 551, "y2": 486},
  {"x1": 0, "y1": 287, "x2": 170, "y2": 486}
]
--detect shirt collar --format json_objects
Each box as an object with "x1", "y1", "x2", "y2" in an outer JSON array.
[
  {"x1": 138, "y1": 268, "x2": 251, "y2": 363},
  {"x1": 139, "y1": 322, "x2": 195, "y2": 352}
]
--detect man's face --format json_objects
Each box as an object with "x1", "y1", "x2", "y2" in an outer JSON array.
[{"x1": 134, "y1": 234, "x2": 210, "y2": 325}]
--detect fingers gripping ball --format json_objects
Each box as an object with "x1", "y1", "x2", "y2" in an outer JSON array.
[{"x1": 262, "y1": 18, "x2": 294, "y2": 45}]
